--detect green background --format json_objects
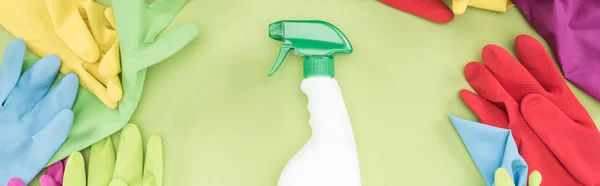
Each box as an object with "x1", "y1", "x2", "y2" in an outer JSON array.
[{"x1": 2, "y1": 0, "x2": 600, "y2": 185}]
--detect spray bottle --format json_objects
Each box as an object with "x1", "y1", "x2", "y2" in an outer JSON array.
[{"x1": 268, "y1": 20, "x2": 361, "y2": 186}]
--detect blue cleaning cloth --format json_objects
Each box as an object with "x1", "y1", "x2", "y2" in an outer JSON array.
[
  {"x1": 0, "y1": 39, "x2": 79, "y2": 185},
  {"x1": 447, "y1": 114, "x2": 528, "y2": 186}
]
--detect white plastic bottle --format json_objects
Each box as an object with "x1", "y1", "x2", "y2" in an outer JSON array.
[
  {"x1": 278, "y1": 76, "x2": 361, "y2": 186},
  {"x1": 266, "y1": 20, "x2": 361, "y2": 186}
]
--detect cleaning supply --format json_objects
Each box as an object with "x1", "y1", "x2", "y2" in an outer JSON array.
[
  {"x1": 268, "y1": 20, "x2": 361, "y2": 186},
  {"x1": 459, "y1": 34, "x2": 599, "y2": 185},
  {"x1": 46, "y1": 0, "x2": 198, "y2": 164},
  {"x1": 57, "y1": 124, "x2": 162, "y2": 186},
  {"x1": 512, "y1": 0, "x2": 600, "y2": 102},
  {"x1": 0, "y1": 0, "x2": 122, "y2": 108},
  {"x1": 447, "y1": 115, "x2": 528, "y2": 186},
  {"x1": 111, "y1": 124, "x2": 163, "y2": 186},
  {"x1": 43, "y1": 138, "x2": 114, "y2": 186},
  {"x1": 495, "y1": 168, "x2": 542, "y2": 186},
  {"x1": 379, "y1": 0, "x2": 454, "y2": 23},
  {"x1": 452, "y1": 0, "x2": 513, "y2": 14},
  {"x1": 520, "y1": 94, "x2": 600, "y2": 186},
  {"x1": 17, "y1": 124, "x2": 161, "y2": 186},
  {"x1": 41, "y1": 158, "x2": 68, "y2": 186},
  {"x1": 0, "y1": 39, "x2": 79, "y2": 185}
]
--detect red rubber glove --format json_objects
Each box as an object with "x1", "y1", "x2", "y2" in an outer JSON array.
[
  {"x1": 460, "y1": 35, "x2": 599, "y2": 185},
  {"x1": 379, "y1": 0, "x2": 454, "y2": 23}
]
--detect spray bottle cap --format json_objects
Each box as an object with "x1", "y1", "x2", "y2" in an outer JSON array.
[{"x1": 268, "y1": 20, "x2": 353, "y2": 77}]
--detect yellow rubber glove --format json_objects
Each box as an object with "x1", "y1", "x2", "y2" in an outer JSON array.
[
  {"x1": 495, "y1": 168, "x2": 542, "y2": 186},
  {"x1": 452, "y1": 0, "x2": 514, "y2": 15},
  {"x1": 0, "y1": 0, "x2": 122, "y2": 108}
]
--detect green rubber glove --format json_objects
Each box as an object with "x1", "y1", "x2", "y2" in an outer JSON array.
[
  {"x1": 63, "y1": 137, "x2": 115, "y2": 186},
  {"x1": 48, "y1": 0, "x2": 198, "y2": 164},
  {"x1": 494, "y1": 168, "x2": 542, "y2": 186},
  {"x1": 110, "y1": 124, "x2": 163, "y2": 186},
  {"x1": 62, "y1": 124, "x2": 162, "y2": 186}
]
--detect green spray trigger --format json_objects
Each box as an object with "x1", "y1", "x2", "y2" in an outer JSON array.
[{"x1": 268, "y1": 20, "x2": 353, "y2": 77}]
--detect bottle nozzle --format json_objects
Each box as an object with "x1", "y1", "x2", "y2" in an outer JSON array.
[
  {"x1": 267, "y1": 20, "x2": 352, "y2": 77},
  {"x1": 269, "y1": 21, "x2": 284, "y2": 41}
]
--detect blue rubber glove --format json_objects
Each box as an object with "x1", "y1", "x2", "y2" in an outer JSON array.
[
  {"x1": 447, "y1": 114, "x2": 528, "y2": 186},
  {"x1": 0, "y1": 39, "x2": 79, "y2": 185}
]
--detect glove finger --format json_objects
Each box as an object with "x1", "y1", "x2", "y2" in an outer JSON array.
[
  {"x1": 0, "y1": 39, "x2": 25, "y2": 104},
  {"x1": 514, "y1": 35, "x2": 566, "y2": 94},
  {"x1": 106, "y1": 76, "x2": 123, "y2": 102},
  {"x1": 40, "y1": 175, "x2": 59, "y2": 186},
  {"x1": 98, "y1": 41, "x2": 121, "y2": 77},
  {"x1": 109, "y1": 179, "x2": 129, "y2": 186},
  {"x1": 88, "y1": 137, "x2": 116, "y2": 186},
  {"x1": 45, "y1": 0, "x2": 100, "y2": 63},
  {"x1": 44, "y1": 159, "x2": 66, "y2": 184},
  {"x1": 481, "y1": 44, "x2": 547, "y2": 103},
  {"x1": 81, "y1": 0, "x2": 117, "y2": 53},
  {"x1": 515, "y1": 35, "x2": 595, "y2": 126},
  {"x1": 4, "y1": 55, "x2": 61, "y2": 116},
  {"x1": 521, "y1": 94, "x2": 600, "y2": 185},
  {"x1": 105, "y1": 8, "x2": 117, "y2": 29},
  {"x1": 529, "y1": 170, "x2": 542, "y2": 186},
  {"x1": 7, "y1": 178, "x2": 25, "y2": 186},
  {"x1": 25, "y1": 73, "x2": 78, "y2": 134},
  {"x1": 144, "y1": 0, "x2": 189, "y2": 42},
  {"x1": 451, "y1": 0, "x2": 469, "y2": 14},
  {"x1": 464, "y1": 62, "x2": 517, "y2": 125},
  {"x1": 459, "y1": 90, "x2": 509, "y2": 128},
  {"x1": 22, "y1": 110, "x2": 73, "y2": 184},
  {"x1": 132, "y1": 24, "x2": 199, "y2": 73},
  {"x1": 98, "y1": 41, "x2": 123, "y2": 102},
  {"x1": 143, "y1": 136, "x2": 163, "y2": 186},
  {"x1": 63, "y1": 152, "x2": 86, "y2": 186},
  {"x1": 113, "y1": 124, "x2": 144, "y2": 185},
  {"x1": 112, "y1": 0, "x2": 143, "y2": 45},
  {"x1": 75, "y1": 67, "x2": 118, "y2": 108},
  {"x1": 379, "y1": 0, "x2": 454, "y2": 23},
  {"x1": 494, "y1": 168, "x2": 516, "y2": 186}
]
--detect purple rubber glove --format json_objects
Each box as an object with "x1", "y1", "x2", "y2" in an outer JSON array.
[
  {"x1": 40, "y1": 158, "x2": 68, "y2": 186},
  {"x1": 513, "y1": 0, "x2": 600, "y2": 100}
]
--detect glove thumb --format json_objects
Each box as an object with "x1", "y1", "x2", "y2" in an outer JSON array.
[{"x1": 379, "y1": 0, "x2": 454, "y2": 23}]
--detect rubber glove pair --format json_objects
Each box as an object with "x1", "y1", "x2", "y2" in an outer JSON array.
[
  {"x1": 379, "y1": 0, "x2": 454, "y2": 23},
  {"x1": 0, "y1": 0, "x2": 122, "y2": 108},
  {"x1": 0, "y1": 39, "x2": 79, "y2": 185},
  {"x1": 46, "y1": 0, "x2": 198, "y2": 164},
  {"x1": 495, "y1": 168, "x2": 542, "y2": 186},
  {"x1": 456, "y1": 35, "x2": 600, "y2": 185},
  {"x1": 512, "y1": 1, "x2": 600, "y2": 102},
  {"x1": 452, "y1": 0, "x2": 513, "y2": 14},
  {"x1": 8, "y1": 124, "x2": 162, "y2": 186}
]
